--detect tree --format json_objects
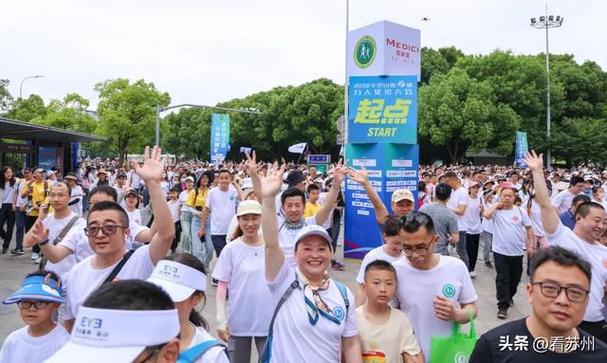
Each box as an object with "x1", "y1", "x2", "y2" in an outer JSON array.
[
  {"x1": 0, "y1": 79, "x2": 12, "y2": 114},
  {"x1": 418, "y1": 68, "x2": 520, "y2": 163},
  {"x1": 30, "y1": 93, "x2": 97, "y2": 134},
  {"x1": 161, "y1": 107, "x2": 213, "y2": 160},
  {"x1": 95, "y1": 79, "x2": 170, "y2": 163},
  {"x1": 5, "y1": 94, "x2": 47, "y2": 121}
]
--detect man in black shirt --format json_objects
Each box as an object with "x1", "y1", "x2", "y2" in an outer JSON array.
[{"x1": 471, "y1": 246, "x2": 607, "y2": 362}]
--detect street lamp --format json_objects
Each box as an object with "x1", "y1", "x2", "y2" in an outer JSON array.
[
  {"x1": 19, "y1": 75, "x2": 45, "y2": 99},
  {"x1": 154, "y1": 103, "x2": 262, "y2": 146},
  {"x1": 530, "y1": 1, "x2": 563, "y2": 170}
]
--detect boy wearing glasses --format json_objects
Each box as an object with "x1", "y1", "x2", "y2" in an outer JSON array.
[
  {"x1": 0, "y1": 271, "x2": 69, "y2": 362},
  {"x1": 471, "y1": 246, "x2": 607, "y2": 361}
]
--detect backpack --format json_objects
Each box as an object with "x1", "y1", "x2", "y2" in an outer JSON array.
[{"x1": 259, "y1": 273, "x2": 350, "y2": 363}]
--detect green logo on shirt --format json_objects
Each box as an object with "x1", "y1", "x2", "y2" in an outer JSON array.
[{"x1": 442, "y1": 283, "x2": 456, "y2": 298}]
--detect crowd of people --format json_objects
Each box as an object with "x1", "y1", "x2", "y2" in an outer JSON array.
[{"x1": 0, "y1": 147, "x2": 606, "y2": 362}]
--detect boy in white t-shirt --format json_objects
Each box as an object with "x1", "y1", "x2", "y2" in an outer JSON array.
[
  {"x1": 357, "y1": 260, "x2": 423, "y2": 363},
  {"x1": 0, "y1": 271, "x2": 69, "y2": 363},
  {"x1": 355, "y1": 216, "x2": 403, "y2": 306}
]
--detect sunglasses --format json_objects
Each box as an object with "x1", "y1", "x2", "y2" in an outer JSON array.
[{"x1": 84, "y1": 224, "x2": 128, "y2": 237}]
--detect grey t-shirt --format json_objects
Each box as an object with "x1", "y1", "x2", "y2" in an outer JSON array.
[{"x1": 419, "y1": 203, "x2": 458, "y2": 251}]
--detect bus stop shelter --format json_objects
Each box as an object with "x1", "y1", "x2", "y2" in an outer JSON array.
[{"x1": 0, "y1": 116, "x2": 106, "y2": 174}]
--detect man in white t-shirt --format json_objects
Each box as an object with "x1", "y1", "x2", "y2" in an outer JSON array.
[
  {"x1": 444, "y1": 171, "x2": 470, "y2": 269},
  {"x1": 23, "y1": 182, "x2": 91, "y2": 280},
  {"x1": 27, "y1": 146, "x2": 175, "y2": 333},
  {"x1": 200, "y1": 169, "x2": 238, "y2": 261},
  {"x1": 63, "y1": 173, "x2": 84, "y2": 216},
  {"x1": 526, "y1": 151, "x2": 607, "y2": 343},
  {"x1": 259, "y1": 162, "x2": 362, "y2": 363},
  {"x1": 483, "y1": 182, "x2": 535, "y2": 320},
  {"x1": 393, "y1": 211, "x2": 478, "y2": 360},
  {"x1": 551, "y1": 175, "x2": 585, "y2": 214}
]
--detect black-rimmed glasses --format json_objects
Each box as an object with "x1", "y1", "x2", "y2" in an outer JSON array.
[
  {"x1": 532, "y1": 281, "x2": 590, "y2": 303},
  {"x1": 84, "y1": 224, "x2": 128, "y2": 237}
]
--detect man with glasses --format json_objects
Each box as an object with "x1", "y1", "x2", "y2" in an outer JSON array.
[
  {"x1": 525, "y1": 151, "x2": 607, "y2": 343},
  {"x1": 471, "y1": 246, "x2": 607, "y2": 361},
  {"x1": 58, "y1": 146, "x2": 174, "y2": 332},
  {"x1": 24, "y1": 181, "x2": 89, "y2": 281},
  {"x1": 393, "y1": 211, "x2": 478, "y2": 360}
]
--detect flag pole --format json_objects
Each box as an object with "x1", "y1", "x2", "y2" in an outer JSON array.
[{"x1": 296, "y1": 144, "x2": 307, "y2": 164}]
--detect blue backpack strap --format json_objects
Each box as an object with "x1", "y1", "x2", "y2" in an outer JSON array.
[
  {"x1": 334, "y1": 280, "x2": 350, "y2": 312},
  {"x1": 177, "y1": 339, "x2": 225, "y2": 363},
  {"x1": 259, "y1": 273, "x2": 299, "y2": 363}
]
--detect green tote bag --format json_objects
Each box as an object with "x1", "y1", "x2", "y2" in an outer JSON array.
[{"x1": 429, "y1": 311, "x2": 477, "y2": 363}]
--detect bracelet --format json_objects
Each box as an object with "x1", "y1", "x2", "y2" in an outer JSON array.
[{"x1": 38, "y1": 239, "x2": 50, "y2": 246}]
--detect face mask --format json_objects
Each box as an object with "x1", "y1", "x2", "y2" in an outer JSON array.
[{"x1": 181, "y1": 178, "x2": 186, "y2": 183}]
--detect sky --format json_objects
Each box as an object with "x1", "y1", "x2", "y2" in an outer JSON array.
[{"x1": 2, "y1": 0, "x2": 606, "y2": 109}]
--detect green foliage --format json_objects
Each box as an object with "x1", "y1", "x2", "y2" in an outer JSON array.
[
  {"x1": 30, "y1": 93, "x2": 97, "y2": 134},
  {"x1": 5, "y1": 94, "x2": 47, "y2": 121},
  {"x1": 95, "y1": 79, "x2": 170, "y2": 163},
  {"x1": 419, "y1": 67, "x2": 520, "y2": 163}
]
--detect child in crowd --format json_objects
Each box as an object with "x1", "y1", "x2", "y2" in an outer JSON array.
[
  {"x1": 304, "y1": 183, "x2": 322, "y2": 218},
  {"x1": 0, "y1": 271, "x2": 69, "y2": 363},
  {"x1": 355, "y1": 216, "x2": 403, "y2": 306},
  {"x1": 168, "y1": 186, "x2": 182, "y2": 253},
  {"x1": 356, "y1": 260, "x2": 423, "y2": 363}
]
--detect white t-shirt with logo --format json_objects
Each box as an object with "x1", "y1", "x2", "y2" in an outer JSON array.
[
  {"x1": 490, "y1": 206, "x2": 532, "y2": 256},
  {"x1": 392, "y1": 256, "x2": 477, "y2": 359},
  {"x1": 0, "y1": 325, "x2": 69, "y2": 363},
  {"x1": 187, "y1": 325, "x2": 229, "y2": 363},
  {"x1": 266, "y1": 261, "x2": 357, "y2": 363},
  {"x1": 277, "y1": 215, "x2": 317, "y2": 267},
  {"x1": 206, "y1": 187, "x2": 238, "y2": 235},
  {"x1": 463, "y1": 195, "x2": 482, "y2": 234},
  {"x1": 447, "y1": 187, "x2": 468, "y2": 232},
  {"x1": 212, "y1": 238, "x2": 272, "y2": 336},
  {"x1": 63, "y1": 245, "x2": 155, "y2": 320},
  {"x1": 43, "y1": 212, "x2": 90, "y2": 279},
  {"x1": 547, "y1": 223, "x2": 607, "y2": 322},
  {"x1": 356, "y1": 246, "x2": 402, "y2": 284}
]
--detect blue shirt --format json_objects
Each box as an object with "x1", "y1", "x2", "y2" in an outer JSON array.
[{"x1": 559, "y1": 210, "x2": 575, "y2": 230}]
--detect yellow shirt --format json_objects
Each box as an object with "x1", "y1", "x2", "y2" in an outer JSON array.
[
  {"x1": 186, "y1": 188, "x2": 209, "y2": 209},
  {"x1": 21, "y1": 180, "x2": 50, "y2": 217},
  {"x1": 356, "y1": 306, "x2": 421, "y2": 363},
  {"x1": 304, "y1": 201, "x2": 322, "y2": 218}
]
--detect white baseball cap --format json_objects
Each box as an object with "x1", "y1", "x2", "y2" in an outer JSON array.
[
  {"x1": 146, "y1": 260, "x2": 207, "y2": 302},
  {"x1": 294, "y1": 225, "x2": 333, "y2": 251},
  {"x1": 236, "y1": 200, "x2": 262, "y2": 216},
  {"x1": 46, "y1": 307, "x2": 179, "y2": 363}
]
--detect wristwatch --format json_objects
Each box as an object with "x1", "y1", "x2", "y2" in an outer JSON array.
[{"x1": 38, "y1": 239, "x2": 50, "y2": 246}]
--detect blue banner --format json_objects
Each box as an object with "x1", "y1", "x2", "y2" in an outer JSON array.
[
  {"x1": 515, "y1": 131, "x2": 528, "y2": 168},
  {"x1": 210, "y1": 114, "x2": 230, "y2": 163},
  {"x1": 344, "y1": 143, "x2": 419, "y2": 259},
  {"x1": 348, "y1": 75, "x2": 417, "y2": 144}
]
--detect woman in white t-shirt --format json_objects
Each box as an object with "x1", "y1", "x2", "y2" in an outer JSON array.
[
  {"x1": 147, "y1": 254, "x2": 229, "y2": 363},
  {"x1": 213, "y1": 200, "x2": 272, "y2": 363},
  {"x1": 464, "y1": 182, "x2": 483, "y2": 278},
  {"x1": 259, "y1": 161, "x2": 361, "y2": 363}
]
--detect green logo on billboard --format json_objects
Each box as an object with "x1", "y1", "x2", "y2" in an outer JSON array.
[
  {"x1": 442, "y1": 283, "x2": 456, "y2": 298},
  {"x1": 354, "y1": 35, "x2": 377, "y2": 69}
]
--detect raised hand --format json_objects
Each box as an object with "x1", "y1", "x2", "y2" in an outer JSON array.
[
  {"x1": 243, "y1": 151, "x2": 259, "y2": 177},
  {"x1": 260, "y1": 162, "x2": 285, "y2": 198},
  {"x1": 347, "y1": 165, "x2": 369, "y2": 184},
  {"x1": 331, "y1": 158, "x2": 347, "y2": 185},
  {"x1": 32, "y1": 220, "x2": 49, "y2": 244},
  {"x1": 133, "y1": 146, "x2": 164, "y2": 182},
  {"x1": 523, "y1": 150, "x2": 544, "y2": 173}
]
